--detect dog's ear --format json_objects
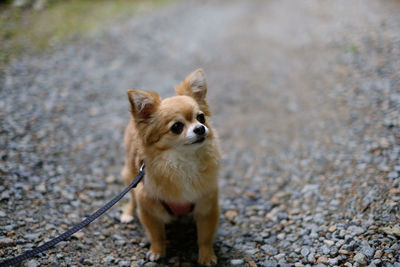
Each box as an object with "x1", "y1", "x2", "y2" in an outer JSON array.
[
  {"x1": 127, "y1": 89, "x2": 161, "y2": 122},
  {"x1": 175, "y1": 69, "x2": 210, "y2": 115}
]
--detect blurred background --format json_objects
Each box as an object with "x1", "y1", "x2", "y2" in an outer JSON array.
[
  {"x1": 0, "y1": 0, "x2": 174, "y2": 73},
  {"x1": 1, "y1": 0, "x2": 400, "y2": 266}
]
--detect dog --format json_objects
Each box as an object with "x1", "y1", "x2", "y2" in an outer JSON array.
[{"x1": 120, "y1": 69, "x2": 221, "y2": 265}]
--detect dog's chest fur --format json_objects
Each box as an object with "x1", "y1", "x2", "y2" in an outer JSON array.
[
  {"x1": 145, "y1": 146, "x2": 217, "y2": 203},
  {"x1": 162, "y1": 148, "x2": 205, "y2": 178}
]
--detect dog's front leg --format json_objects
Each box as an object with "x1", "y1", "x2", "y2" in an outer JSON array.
[
  {"x1": 138, "y1": 208, "x2": 166, "y2": 261},
  {"x1": 195, "y1": 192, "x2": 219, "y2": 265},
  {"x1": 120, "y1": 165, "x2": 137, "y2": 223}
]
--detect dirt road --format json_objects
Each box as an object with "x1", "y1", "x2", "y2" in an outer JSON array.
[{"x1": 1, "y1": 0, "x2": 400, "y2": 265}]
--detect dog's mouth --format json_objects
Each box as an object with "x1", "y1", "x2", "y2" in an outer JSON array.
[{"x1": 186, "y1": 137, "x2": 206, "y2": 145}]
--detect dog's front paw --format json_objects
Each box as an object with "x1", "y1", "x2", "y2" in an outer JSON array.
[
  {"x1": 120, "y1": 213, "x2": 134, "y2": 223},
  {"x1": 198, "y1": 250, "x2": 217, "y2": 266},
  {"x1": 146, "y1": 250, "x2": 163, "y2": 262}
]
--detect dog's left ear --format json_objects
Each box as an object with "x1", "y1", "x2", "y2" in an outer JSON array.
[
  {"x1": 127, "y1": 89, "x2": 161, "y2": 123},
  {"x1": 175, "y1": 69, "x2": 210, "y2": 116}
]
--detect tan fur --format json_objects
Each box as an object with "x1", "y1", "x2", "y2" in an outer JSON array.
[{"x1": 121, "y1": 69, "x2": 220, "y2": 265}]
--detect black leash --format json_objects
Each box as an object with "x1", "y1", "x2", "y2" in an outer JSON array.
[{"x1": 0, "y1": 163, "x2": 145, "y2": 267}]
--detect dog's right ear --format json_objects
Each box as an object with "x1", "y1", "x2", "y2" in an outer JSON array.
[
  {"x1": 127, "y1": 89, "x2": 161, "y2": 122},
  {"x1": 175, "y1": 69, "x2": 210, "y2": 116}
]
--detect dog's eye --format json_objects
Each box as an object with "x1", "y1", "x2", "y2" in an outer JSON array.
[
  {"x1": 171, "y1": 122, "x2": 184, "y2": 134},
  {"x1": 196, "y1": 114, "x2": 205, "y2": 124}
]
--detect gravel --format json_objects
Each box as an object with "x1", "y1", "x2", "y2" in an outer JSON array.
[
  {"x1": 25, "y1": 259, "x2": 40, "y2": 267},
  {"x1": 230, "y1": 259, "x2": 244, "y2": 266},
  {"x1": 0, "y1": 237, "x2": 15, "y2": 248},
  {"x1": 1, "y1": 0, "x2": 400, "y2": 266},
  {"x1": 354, "y1": 252, "x2": 368, "y2": 265}
]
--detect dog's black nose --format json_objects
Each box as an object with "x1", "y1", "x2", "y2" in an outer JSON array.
[{"x1": 193, "y1": 125, "x2": 205, "y2": 136}]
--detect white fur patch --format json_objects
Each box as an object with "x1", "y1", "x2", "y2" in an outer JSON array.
[
  {"x1": 120, "y1": 213, "x2": 134, "y2": 223},
  {"x1": 185, "y1": 123, "x2": 209, "y2": 144},
  {"x1": 147, "y1": 251, "x2": 162, "y2": 261}
]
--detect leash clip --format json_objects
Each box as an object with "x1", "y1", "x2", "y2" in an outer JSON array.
[{"x1": 139, "y1": 162, "x2": 145, "y2": 173}]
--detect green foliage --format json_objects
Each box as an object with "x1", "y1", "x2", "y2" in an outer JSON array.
[{"x1": 0, "y1": 0, "x2": 174, "y2": 67}]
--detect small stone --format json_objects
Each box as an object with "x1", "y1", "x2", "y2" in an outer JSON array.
[
  {"x1": 1, "y1": 191, "x2": 10, "y2": 200},
  {"x1": 316, "y1": 255, "x2": 329, "y2": 265},
  {"x1": 389, "y1": 188, "x2": 400, "y2": 195},
  {"x1": 373, "y1": 250, "x2": 383, "y2": 259},
  {"x1": 328, "y1": 225, "x2": 337, "y2": 232},
  {"x1": 35, "y1": 183, "x2": 46, "y2": 193},
  {"x1": 380, "y1": 225, "x2": 400, "y2": 237},
  {"x1": 301, "y1": 184, "x2": 320, "y2": 193},
  {"x1": 246, "y1": 249, "x2": 258, "y2": 255},
  {"x1": 372, "y1": 259, "x2": 381, "y2": 265},
  {"x1": 277, "y1": 233, "x2": 285, "y2": 240},
  {"x1": 83, "y1": 259, "x2": 93, "y2": 266},
  {"x1": 339, "y1": 229, "x2": 346, "y2": 237},
  {"x1": 274, "y1": 253, "x2": 285, "y2": 261},
  {"x1": 72, "y1": 231, "x2": 84, "y2": 239},
  {"x1": 307, "y1": 253, "x2": 316, "y2": 264},
  {"x1": 224, "y1": 210, "x2": 238, "y2": 221},
  {"x1": 378, "y1": 164, "x2": 390, "y2": 172},
  {"x1": 113, "y1": 234, "x2": 124, "y2": 240},
  {"x1": 309, "y1": 231, "x2": 318, "y2": 239},
  {"x1": 119, "y1": 260, "x2": 130, "y2": 267},
  {"x1": 5, "y1": 225, "x2": 15, "y2": 232},
  {"x1": 264, "y1": 260, "x2": 278, "y2": 267},
  {"x1": 89, "y1": 107, "x2": 99, "y2": 116},
  {"x1": 348, "y1": 225, "x2": 365, "y2": 236},
  {"x1": 361, "y1": 246, "x2": 375, "y2": 258},
  {"x1": 104, "y1": 255, "x2": 115, "y2": 264},
  {"x1": 261, "y1": 244, "x2": 278, "y2": 255},
  {"x1": 319, "y1": 244, "x2": 330, "y2": 255},
  {"x1": 379, "y1": 138, "x2": 390, "y2": 149},
  {"x1": 388, "y1": 172, "x2": 399, "y2": 179},
  {"x1": 246, "y1": 191, "x2": 255, "y2": 198},
  {"x1": 0, "y1": 210, "x2": 6, "y2": 217},
  {"x1": 105, "y1": 176, "x2": 117, "y2": 184},
  {"x1": 144, "y1": 263, "x2": 158, "y2": 267},
  {"x1": 357, "y1": 163, "x2": 367, "y2": 170},
  {"x1": 354, "y1": 252, "x2": 367, "y2": 266},
  {"x1": 301, "y1": 247, "x2": 310, "y2": 257},
  {"x1": 0, "y1": 237, "x2": 16, "y2": 248},
  {"x1": 115, "y1": 240, "x2": 126, "y2": 246},
  {"x1": 330, "y1": 246, "x2": 339, "y2": 257},
  {"x1": 230, "y1": 259, "x2": 244, "y2": 265},
  {"x1": 390, "y1": 243, "x2": 399, "y2": 251},
  {"x1": 51, "y1": 259, "x2": 59, "y2": 267},
  {"x1": 336, "y1": 240, "x2": 345, "y2": 248},
  {"x1": 26, "y1": 259, "x2": 40, "y2": 267},
  {"x1": 328, "y1": 258, "x2": 339, "y2": 265},
  {"x1": 324, "y1": 240, "x2": 334, "y2": 247}
]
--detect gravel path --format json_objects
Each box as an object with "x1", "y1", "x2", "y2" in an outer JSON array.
[{"x1": 1, "y1": 0, "x2": 400, "y2": 266}]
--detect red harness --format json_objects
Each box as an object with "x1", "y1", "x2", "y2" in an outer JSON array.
[
  {"x1": 138, "y1": 161, "x2": 194, "y2": 216},
  {"x1": 161, "y1": 201, "x2": 194, "y2": 216}
]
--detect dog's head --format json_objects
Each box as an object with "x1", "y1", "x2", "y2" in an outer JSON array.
[{"x1": 127, "y1": 69, "x2": 213, "y2": 151}]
